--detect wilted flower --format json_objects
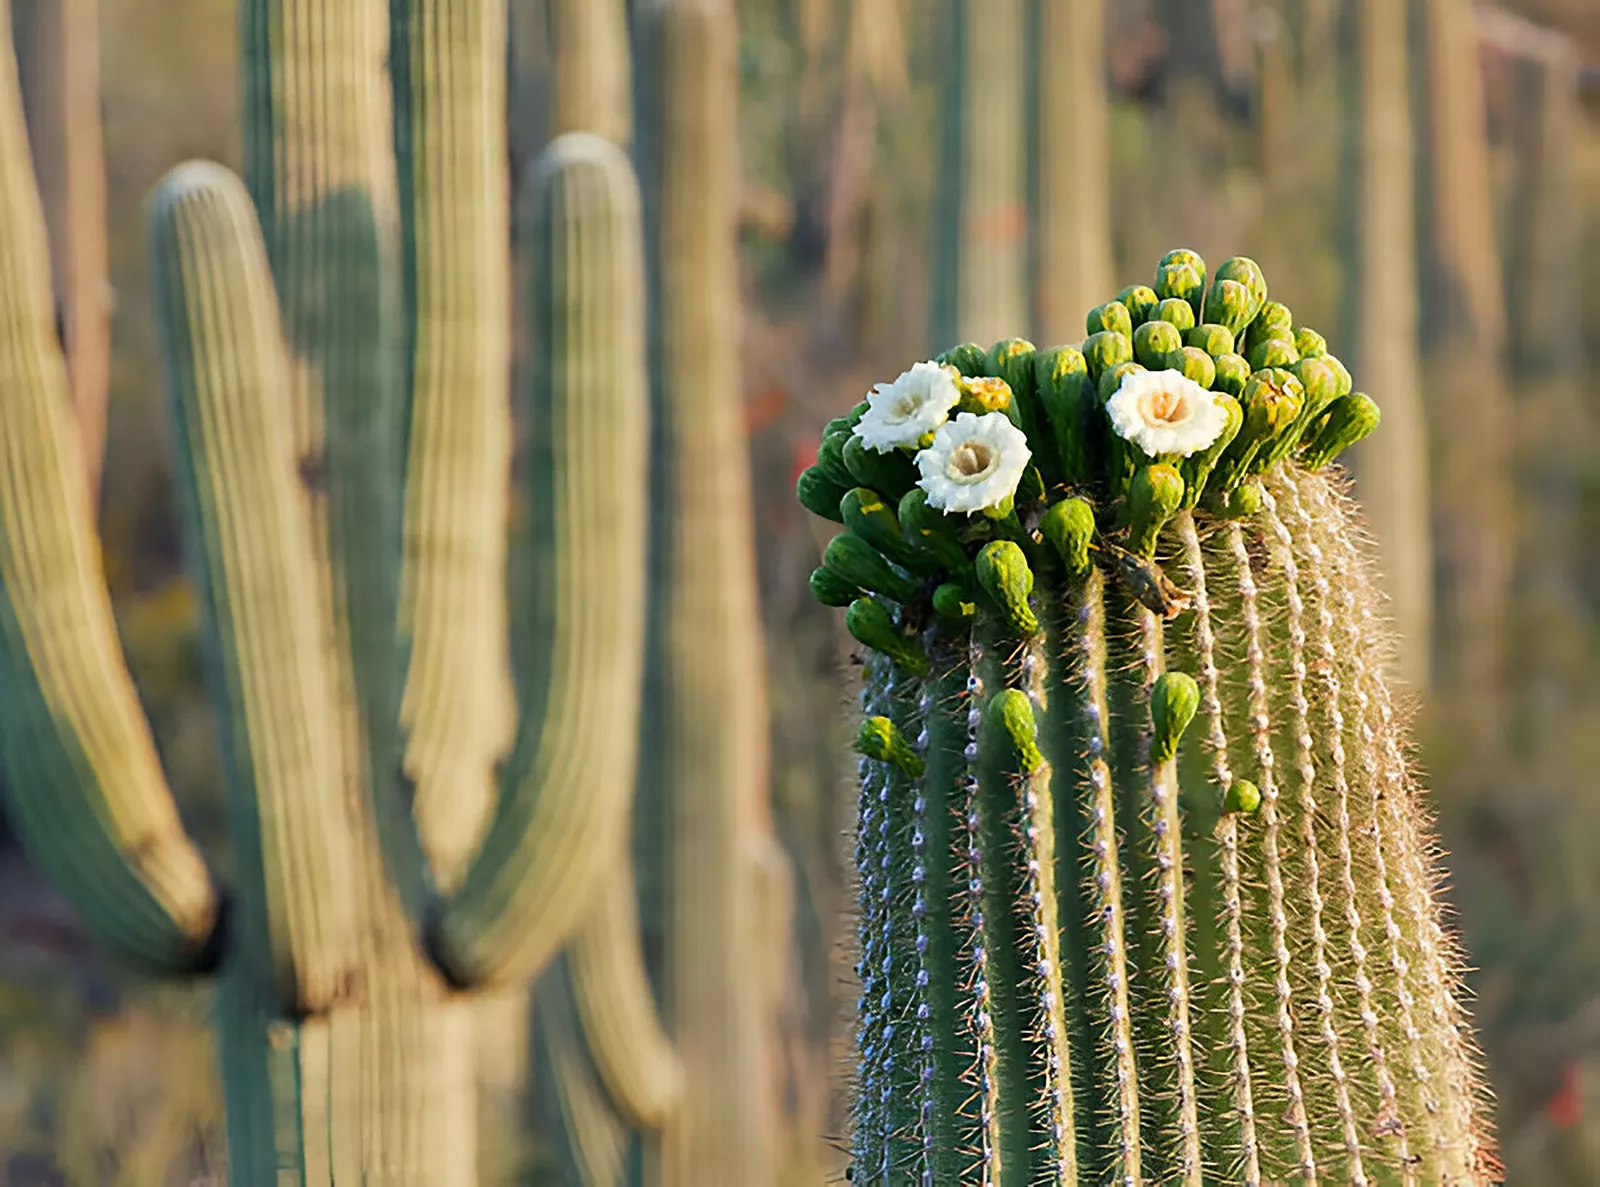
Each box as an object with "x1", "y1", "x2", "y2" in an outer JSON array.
[
  {"x1": 914, "y1": 411, "x2": 1031, "y2": 515},
  {"x1": 854, "y1": 361, "x2": 961, "y2": 453},
  {"x1": 1106, "y1": 368, "x2": 1229, "y2": 458}
]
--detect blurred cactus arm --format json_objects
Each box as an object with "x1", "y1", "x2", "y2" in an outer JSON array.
[
  {"x1": 0, "y1": 0, "x2": 220, "y2": 974},
  {"x1": 424, "y1": 132, "x2": 651, "y2": 991},
  {"x1": 150, "y1": 161, "x2": 362, "y2": 1012}
]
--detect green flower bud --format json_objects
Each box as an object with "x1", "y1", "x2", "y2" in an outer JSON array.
[
  {"x1": 1214, "y1": 256, "x2": 1268, "y2": 324},
  {"x1": 898, "y1": 488, "x2": 973, "y2": 575},
  {"x1": 989, "y1": 338, "x2": 1046, "y2": 470},
  {"x1": 1202, "y1": 277, "x2": 1254, "y2": 337},
  {"x1": 1150, "y1": 671, "x2": 1200, "y2": 765},
  {"x1": 1098, "y1": 360, "x2": 1146, "y2": 403},
  {"x1": 1039, "y1": 496, "x2": 1096, "y2": 577},
  {"x1": 1293, "y1": 325, "x2": 1327, "y2": 358},
  {"x1": 988, "y1": 688, "x2": 1044, "y2": 773},
  {"x1": 856, "y1": 715, "x2": 925, "y2": 778},
  {"x1": 842, "y1": 487, "x2": 932, "y2": 572},
  {"x1": 1123, "y1": 462, "x2": 1185, "y2": 557},
  {"x1": 955, "y1": 374, "x2": 1014, "y2": 417},
  {"x1": 824, "y1": 532, "x2": 920, "y2": 603},
  {"x1": 815, "y1": 426, "x2": 857, "y2": 489},
  {"x1": 1153, "y1": 296, "x2": 1197, "y2": 333},
  {"x1": 1035, "y1": 345, "x2": 1096, "y2": 485},
  {"x1": 1242, "y1": 299, "x2": 1293, "y2": 356},
  {"x1": 1166, "y1": 345, "x2": 1217, "y2": 390},
  {"x1": 1208, "y1": 477, "x2": 1264, "y2": 520},
  {"x1": 846, "y1": 597, "x2": 931, "y2": 676},
  {"x1": 1214, "y1": 367, "x2": 1304, "y2": 488},
  {"x1": 1281, "y1": 355, "x2": 1349, "y2": 457},
  {"x1": 1222, "y1": 778, "x2": 1262, "y2": 815},
  {"x1": 1299, "y1": 392, "x2": 1381, "y2": 470},
  {"x1": 1155, "y1": 248, "x2": 1207, "y2": 315},
  {"x1": 1322, "y1": 353, "x2": 1354, "y2": 398},
  {"x1": 809, "y1": 566, "x2": 861, "y2": 606},
  {"x1": 1247, "y1": 335, "x2": 1300, "y2": 373},
  {"x1": 975, "y1": 540, "x2": 1039, "y2": 635},
  {"x1": 1086, "y1": 301, "x2": 1133, "y2": 339},
  {"x1": 1133, "y1": 319, "x2": 1184, "y2": 369},
  {"x1": 1118, "y1": 284, "x2": 1161, "y2": 326},
  {"x1": 937, "y1": 342, "x2": 988, "y2": 377},
  {"x1": 1083, "y1": 330, "x2": 1133, "y2": 380},
  {"x1": 1180, "y1": 392, "x2": 1243, "y2": 508},
  {"x1": 797, "y1": 466, "x2": 850, "y2": 522},
  {"x1": 843, "y1": 433, "x2": 919, "y2": 500},
  {"x1": 1186, "y1": 322, "x2": 1236, "y2": 358},
  {"x1": 932, "y1": 582, "x2": 977, "y2": 622},
  {"x1": 1212, "y1": 352, "x2": 1251, "y2": 397}
]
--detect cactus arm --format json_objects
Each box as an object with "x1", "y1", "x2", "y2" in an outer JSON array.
[
  {"x1": 1257, "y1": 485, "x2": 1369, "y2": 1180},
  {"x1": 1175, "y1": 515, "x2": 1259, "y2": 1182},
  {"x1": 426, "y1": 133, "x2": 649, "y2": 988},
  {"x1": 0, "y1": 9, "x2": 220, "y2": 973},
  {"x1": 149, "y1": 160, "x2": 362, "y2": 1013},
  {"x1": 567, "y1": 860, "x2": 685, "y2": 1127},
  {"x1": 538, "y1": 965, "x2": 633, "y2": 1187},
  {"x1": 388, "y1": 0, "x2": 516, "y2": 892},
  {"x1": 548, "y1": 0, "x2": 632, "y2": 145}
]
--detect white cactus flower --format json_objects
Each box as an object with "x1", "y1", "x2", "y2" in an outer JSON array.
[
  {"x1": 854, "y1": 360, "x2": 961, "y2": 453},
  {"x1": 1105, "y1": 368, "x2": 1230, "y2": 458},
  {"x1": 915, "y1": 411, "x2": 1032, "y2": 515}
]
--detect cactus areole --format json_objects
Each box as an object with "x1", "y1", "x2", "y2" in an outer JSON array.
[{"x1": 802, "y1": 253, "x2": 1498, "y2": 1185}]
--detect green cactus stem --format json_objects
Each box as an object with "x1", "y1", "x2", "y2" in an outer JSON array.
[{"x1": 798, "y1": 250, "x2": 1496, "y2": 1184}]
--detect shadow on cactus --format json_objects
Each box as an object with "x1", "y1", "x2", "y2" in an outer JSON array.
[{"x1": 799, "y1": 252, "x2": 1501, "y2": 1184}]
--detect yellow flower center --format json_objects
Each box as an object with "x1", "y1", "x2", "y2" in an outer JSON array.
[
  {"x1": 1138, "y1": 384, "x2": 1189, "y2": 426},
  {"x1": 949, "y1": 441, "x2": 996, "y2": 481}
]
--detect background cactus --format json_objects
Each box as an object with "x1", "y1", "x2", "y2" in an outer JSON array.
[
  {"x1": 800, "y1": 251, "x2": 1496, "y2": 1183},
  {"x1": 0, "y1": 0, "x2": 663, "y2": 1181}
]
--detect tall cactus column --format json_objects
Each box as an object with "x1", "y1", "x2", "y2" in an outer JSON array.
[
  {"x1": 0, "y1": 1, "x2": 659, "y2": 1181},
  {"x1": 798, "y1": 250, "x2": 1497, "y2": 1182},
  {"x1": 634, "y1": 1, "x2": 777, "y2": 1183}
]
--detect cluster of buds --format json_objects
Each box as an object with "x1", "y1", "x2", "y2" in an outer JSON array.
[{"x1": 797, "y1": 250, "x2": 1381, "y2": 664}]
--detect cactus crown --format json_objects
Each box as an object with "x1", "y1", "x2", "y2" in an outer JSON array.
[{"x1": 799, "y1": 253, "x2": 1497, "y2": 1184}]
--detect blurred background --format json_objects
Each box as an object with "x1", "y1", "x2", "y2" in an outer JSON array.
[{"x1": 0, "y1": 0, "x2": 1597, "y2": 1183}]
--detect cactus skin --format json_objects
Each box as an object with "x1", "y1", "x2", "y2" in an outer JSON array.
[
  {"x1": 802, "y1": 254, "x2": 1498, "y2": 1184},
  {"x1": 0, "y1": 4, "x2": 659, "y2": 1182}
]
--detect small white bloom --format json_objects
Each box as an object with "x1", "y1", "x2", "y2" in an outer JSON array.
[
  {"x1": 854, "y1": 361, "x2": 961, "y2": 453},
  {"x1": 1105, "y1": 368, "x2": 1229, "y2": 458},
  {"x1": 915, "y1": 411, "x2": 1032, "y2": 515}
]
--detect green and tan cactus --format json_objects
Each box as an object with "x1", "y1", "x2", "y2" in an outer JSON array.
[
  {"x1": 0, "y1": 2, "x2": 662, "y2": 1182},
  {"x1": 800, "y1": 251, "x2": 1497, "y2": 1184}
]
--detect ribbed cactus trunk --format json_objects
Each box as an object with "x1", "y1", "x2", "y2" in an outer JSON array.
[
  {"x1": 0, "y1": 2, "x2": 659, "y2": 1182},
  {"x1": 797, "y1": 250, "x2": 1497, "y2": 1183},
  {"x1": 931, "y1": 0, "x2": 1029, "y2": 350},
  {"x1": 1339, "y1": 0, "x2": 1432, "y2": 692},
  {"x1": 547, "y1": 0, "x2": 632, "y2": 145},
  {"x1": 10, "y1": 0, "x2": 109, "y2": 502},
  {"x1": 634, "y1": 1, "x2": 777, "y2": 1183},
  {"x1": 1032, "y1": 0, "x2": 1113, "y2": 345}
]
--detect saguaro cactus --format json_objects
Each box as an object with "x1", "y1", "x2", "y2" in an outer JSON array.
[
  {"x1": 798, "y1": 252, "x2": 1496, "y2": 1183},
  {"x1": 0, "y1": 2, "x2": 658, "y2": 1182}
]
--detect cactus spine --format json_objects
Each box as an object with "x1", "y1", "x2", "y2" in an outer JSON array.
[
  {"x1": 0, "y1": 1, "x2": 660, "y2": 1181},
  {"x1": 801, "y1": 251, "x2": 1496, "y2": 1183},
  {"x1": 633, "y1": 1, "x2": 779, "y2": 1183}
]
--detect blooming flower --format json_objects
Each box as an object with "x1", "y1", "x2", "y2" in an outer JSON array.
[
  {"x1": 1105, "y1": 368, "x2": 1229, "y2": 458},
  {"x1": 854, "y1": 361, "x2": 961, "y2": 453},
  {"x1": 915, "y1": 411, "x2": 1031, "y2": 515}
]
